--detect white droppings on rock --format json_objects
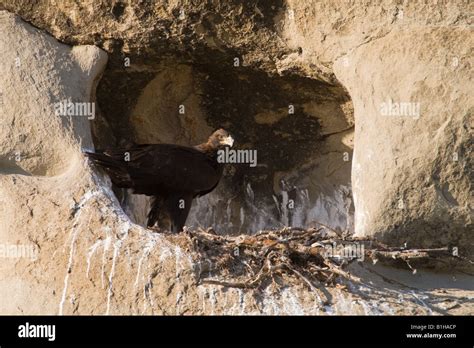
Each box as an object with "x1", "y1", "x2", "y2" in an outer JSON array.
[
  {"x1": 59, "y1": 191, "x2": 98, "y2": 315},
  {"x1": 281, "y1": 288, "x2": 305, "y2": 315},
  {"x1": 100, "y1": 228, "x2": 113, "y2": 289},
  {"x1": 175, "y1": 289, "x2": 184, "y2": 315},
  {"x1": 86, "y1": 239, "x2": 102, "y2": 279}
]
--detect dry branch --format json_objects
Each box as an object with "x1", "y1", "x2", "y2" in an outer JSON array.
[{"x1": 185, "y1": 226, "x2": 465, "y2": 302}]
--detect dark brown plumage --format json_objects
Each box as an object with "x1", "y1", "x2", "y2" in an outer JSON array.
[{"x1": 85, "y1": 129, "x2": 234, "y2": 232}]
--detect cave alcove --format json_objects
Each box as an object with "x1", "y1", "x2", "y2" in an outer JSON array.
[{"x1": 94, "y1": 46, "x2": 355, "y2": 235}]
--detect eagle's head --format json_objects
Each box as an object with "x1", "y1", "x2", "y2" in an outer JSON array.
[{"x1": 209, "y1": 128, "x2": 234, "y2": 149}]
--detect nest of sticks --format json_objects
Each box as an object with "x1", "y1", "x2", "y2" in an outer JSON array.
[{"x1": 184, "y1": 224, "x2": 469, "y2": 303}]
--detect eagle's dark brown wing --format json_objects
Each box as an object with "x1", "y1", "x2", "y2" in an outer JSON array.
[{"x1": 85, "y1": 144, "x2": 223, "y2": 197}]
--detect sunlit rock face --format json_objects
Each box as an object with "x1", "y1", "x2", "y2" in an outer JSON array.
[{"x1": 333, "y1": 27, "x2": 473, "y2": 255}]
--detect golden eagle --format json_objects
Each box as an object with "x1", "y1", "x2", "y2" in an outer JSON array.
[{"x1": 86, "y1": 129, "x2": 234, "y2": 232}]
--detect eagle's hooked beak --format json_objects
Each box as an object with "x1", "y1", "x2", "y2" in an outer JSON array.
[{"x1": 221, "y1": 135, "x2": 234, "y2": 147}]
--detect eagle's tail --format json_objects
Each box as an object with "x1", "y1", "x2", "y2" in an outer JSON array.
[{"x1": 84, "y1": 151, "x2": 132, "y2": 188}]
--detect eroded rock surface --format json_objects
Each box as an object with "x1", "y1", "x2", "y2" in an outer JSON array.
[{"x1": 334, "y1": 27, "x2": 473, "y2": 254}]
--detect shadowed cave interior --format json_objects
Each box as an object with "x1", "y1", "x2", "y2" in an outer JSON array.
[{"x1": 93, "y1": 47, "x2": 355, "y2": 235}]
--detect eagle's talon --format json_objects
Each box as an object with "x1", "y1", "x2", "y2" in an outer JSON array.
[
  {"x1": 206, "y1": 227, "x2": 217, "y2": 235},
  {"x1": 147, "y1": 225, "x2": 161, "y2": 233}
]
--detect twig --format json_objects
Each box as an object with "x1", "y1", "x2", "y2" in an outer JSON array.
[{"x1": 186, "y1": 226, "x2": 468, "y2": 301}]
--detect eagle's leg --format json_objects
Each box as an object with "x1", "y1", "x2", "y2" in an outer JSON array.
[
  {"x1": 166, "y1": 193, "x2": 193, "y2": 233},
  {"x1": 147, "y1": 196, "x2": 163, "y2": 229}
]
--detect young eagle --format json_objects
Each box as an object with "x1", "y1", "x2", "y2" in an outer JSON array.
[{"x1": 86, "y1": 129, "x2": 234, "y2": 232}]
